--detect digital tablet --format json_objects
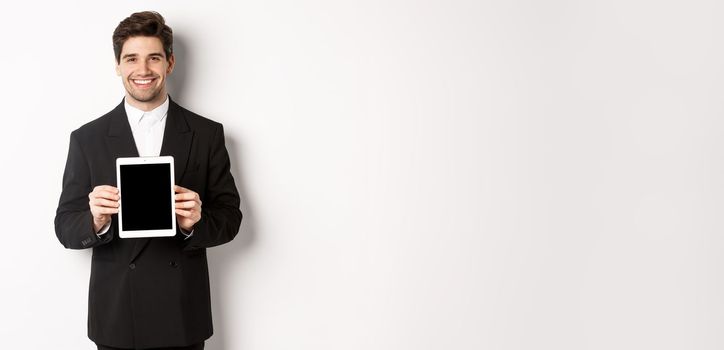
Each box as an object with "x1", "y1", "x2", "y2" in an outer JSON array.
[{"x1": 116, "y1": 156, "x2": 176, "y2": 238}]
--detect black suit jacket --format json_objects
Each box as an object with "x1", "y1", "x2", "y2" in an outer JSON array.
[{"x1": 55, "y1": 98, "x2": 242, "y2": 349}]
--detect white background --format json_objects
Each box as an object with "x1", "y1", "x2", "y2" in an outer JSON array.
[{"x1": 1, "y1": 1, "x2": 723, "y2": 349}]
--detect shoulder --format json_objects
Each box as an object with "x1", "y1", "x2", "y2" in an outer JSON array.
[
  {"x1": 170, "y1": 100, "x2": 228, "y2": 145},
  {"x1": 70, "y1": 103, "x2": 123, "y2": 141},
  {"x1": 172, "y1": 100, "x2": 223, "y2": 132}
]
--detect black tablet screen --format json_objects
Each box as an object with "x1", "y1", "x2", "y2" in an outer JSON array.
[{"x1": 119, "y1": 163, "x2": 173, "y2": 231}]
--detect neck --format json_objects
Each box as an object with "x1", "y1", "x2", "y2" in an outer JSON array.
[{"x1": 125, "y1": 92, "x2": 168, "y2": 112}]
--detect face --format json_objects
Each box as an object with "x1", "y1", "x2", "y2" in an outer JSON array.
[{"x1": 116, "y1": 36, "x2": 175, "y2": 110}]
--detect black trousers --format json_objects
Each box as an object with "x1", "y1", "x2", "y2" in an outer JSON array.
[{"x1": 96, "y1": 342, "x2": 204, "y2": 350}]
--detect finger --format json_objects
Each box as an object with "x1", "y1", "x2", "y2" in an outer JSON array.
[
  {"x1": 174, "y1": 192, "x2": 200, "y2": 201},
  {"x1": 174, "y1": 185, "x2": 190, "y2": 193},
  {"x1": 95, "y1": 207, "x2": 119, "y2": 215},
  {"x1": 175, "y1": 201, "x2": 198, "y2": 209},
  {"x1": 175, "y1": 208, "x2": 193, "y2": 217},
  {"x1": 91, "y1": 190, "x2": 120, "y2": 201},
  {"x1": 176, "y1": 207, "x2": 200, "y2": 217},
  {"x1": 94, "y1": 185, "x2": 119, "y2": 194},
  {"x1": 90, "y1": 198, "x2": 120, "y2": 208}
]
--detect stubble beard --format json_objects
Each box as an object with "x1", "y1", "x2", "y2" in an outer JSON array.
[
  {"x1": 128, "y1": 88, "x2": 160, "y2": 103},
  {"x1": 125, "y1": 78, "x2": 163, "y2": 103}
]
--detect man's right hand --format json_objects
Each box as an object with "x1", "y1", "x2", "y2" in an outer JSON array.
[{"x1": 89, "y1": 185, "x2": 120, "y2": 233}]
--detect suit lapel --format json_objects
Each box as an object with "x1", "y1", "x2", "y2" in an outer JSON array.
[
  {"x1": 108, "y1": 98, "x2": 194, "y2": 263},
  {"x1": 105, "y1": 101, "x2": 139, "y2": 161},
  {"x1": 160, "y1": 98, "x2": 193, "y2": 184}
]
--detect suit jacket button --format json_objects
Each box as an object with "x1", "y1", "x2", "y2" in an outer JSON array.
[
  {"x1": 169, "y1": 261, "x2": 178, "y2": 268},
  {"x1": 129, "y1": 263, "x2": 136, "y2": 269}
]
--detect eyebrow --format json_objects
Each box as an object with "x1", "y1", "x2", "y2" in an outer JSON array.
[{"x1": 121, "y1": 52, "x2": 165, "y2": 59}]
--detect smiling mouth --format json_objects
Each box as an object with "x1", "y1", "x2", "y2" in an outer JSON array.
[{"x1": 131, "y1": 78, "x2": 156, "y2": 87}]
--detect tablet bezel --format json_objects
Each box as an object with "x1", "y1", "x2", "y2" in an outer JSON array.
[{"x1": 116, "y1": 156, "x2": 176, "y2": 238}]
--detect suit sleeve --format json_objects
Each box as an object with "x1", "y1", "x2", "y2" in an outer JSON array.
[
  {"x1": 55, "y1": 131, "x2": 114, "y2": 249},
  {"x1": 183, "y1": 124, "x2": 242, "y2": 251}
]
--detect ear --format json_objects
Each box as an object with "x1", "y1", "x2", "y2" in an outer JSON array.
[
  {"x1": 115, "y1": 58, "x2": 121, "y2": 76},
  {"x1": 167, "y1": 54, "x2": 175, "y2": 75}
]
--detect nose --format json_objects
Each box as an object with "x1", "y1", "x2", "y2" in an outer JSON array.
[{"x1": 138, "y1": 60, "x2": 152, "y2": 75}]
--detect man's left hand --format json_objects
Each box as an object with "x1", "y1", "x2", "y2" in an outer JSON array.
[{"x1": 174, "y1": 185, "x2": 202, "y2": 232}]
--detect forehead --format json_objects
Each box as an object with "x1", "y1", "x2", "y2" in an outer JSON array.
[{"x1": 121, "y1": 36, "x2": 165, "y2": 56}]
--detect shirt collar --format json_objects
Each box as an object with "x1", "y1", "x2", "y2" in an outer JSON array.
[{"x1": 124, "y1": 96, "x2": 170, "y2": 126}]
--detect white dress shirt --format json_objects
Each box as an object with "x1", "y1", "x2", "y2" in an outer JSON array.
[
  {"x1": 97, "y1": 96, "x2": 192, "y2": 238},
  {"x1": 125, "y1": 97, "x2": 169, "y2": 157}
]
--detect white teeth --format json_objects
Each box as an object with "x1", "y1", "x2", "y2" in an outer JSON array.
[{"x1": 134, "y1": 79, "x2": 152, "y2": 84}]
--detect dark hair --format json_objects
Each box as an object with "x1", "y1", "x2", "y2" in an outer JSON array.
[{"x1": 112, "y1": 11, "x2": 173, "y2": 63}]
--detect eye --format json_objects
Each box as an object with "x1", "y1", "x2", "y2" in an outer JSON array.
[
  {"x1": 151, "y1": 56, "x2": 161, "y2": 61},
  {"x1": 126, "y1": 57, "x2": 136, "y2": 63}
]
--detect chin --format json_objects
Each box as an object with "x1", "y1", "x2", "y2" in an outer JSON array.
[{"x1": 129, "y1": 91, "x2": 161, "y2": 103}]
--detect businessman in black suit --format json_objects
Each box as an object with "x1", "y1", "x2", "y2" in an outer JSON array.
[{"x1": 54, "y1": 11, "x2": 242, "y2": 350}]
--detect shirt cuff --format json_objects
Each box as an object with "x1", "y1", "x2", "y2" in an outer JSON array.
[
  {"x1": 96, "y1": 222, "x2": 111, "y2": 236},
  {"x1": 180, "y1": 227, "x2": 194, "y2": 240}
]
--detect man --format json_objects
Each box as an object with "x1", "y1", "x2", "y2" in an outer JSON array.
[{"x1": 55, "y1": 11, "x2": 242, "y2": 350}]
